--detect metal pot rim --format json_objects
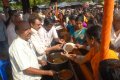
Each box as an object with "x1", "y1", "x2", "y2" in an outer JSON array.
[{"x1": 47, "y1": 58, "x2": 68, "y2": 65}]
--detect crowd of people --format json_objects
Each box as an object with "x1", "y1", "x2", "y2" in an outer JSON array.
[{"x1": 0, "y1": 1, "x2": 120, "y2": 80}]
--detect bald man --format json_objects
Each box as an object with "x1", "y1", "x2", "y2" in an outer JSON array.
[{"x1": 9, "y1": 21, "x2": 54, "y2": 80}]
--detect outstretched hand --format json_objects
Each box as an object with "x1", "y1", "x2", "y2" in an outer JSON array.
[
  {"x1": 61, "y1": 52, "x2": 77, "y2": 61},
  {"x1": 58, "y1": 39, "x2": 66, "y2": 44}
]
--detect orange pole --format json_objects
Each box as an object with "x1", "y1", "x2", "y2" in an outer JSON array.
[{"x1": 100, "y1": 0, "x2": 114, "y2": 59}]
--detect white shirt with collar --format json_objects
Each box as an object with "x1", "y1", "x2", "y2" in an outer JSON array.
[
  {"x1": 30, "y1": 28, "x2": 47, "y2": 60},
  {"x1": 9, "y1": 36, "x2": 41, "y2": 80},
  {"x1": 38, "y1": 26, "x2": 58, "y2": 47},
  {"x1": 111, "y1": 27, "x2": 120, "y2": 49},
  {"x1": 7, "y1": 22, "x2": 17, "y2": 45}
]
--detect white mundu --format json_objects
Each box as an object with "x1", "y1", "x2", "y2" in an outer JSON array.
[{"x1": 9, "y1": 36, "x2": 41, "y2": 80}]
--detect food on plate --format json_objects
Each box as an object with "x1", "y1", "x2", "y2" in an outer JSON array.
[{"x1": 63, "y1": 43, "x2": 75, "y2": 53}]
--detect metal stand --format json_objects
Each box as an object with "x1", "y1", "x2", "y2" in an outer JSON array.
[{"x1": 69, "y1": 60, "x2": 79, "y2": 80}]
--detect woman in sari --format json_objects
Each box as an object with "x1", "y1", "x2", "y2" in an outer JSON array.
[
  {"x1": 63, "y1": 25, "x2": 119, "y2": 80},
  {"x1": 73, "y1": 14, "x2": 87, "y2": 44}
]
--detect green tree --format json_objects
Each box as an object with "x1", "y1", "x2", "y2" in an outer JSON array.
[
  {"x1": 0, "y1": 0, "x2": 3, "y2": 11},
  {"x1": 1, "y1": 0, "x2": 102, "y2": 11},
  {"x1": 9, "y1": 1, "x2": 22, "y2": 10},
  {"x1": 29, "y1": 0, "x2": 50, "y2": 7}
]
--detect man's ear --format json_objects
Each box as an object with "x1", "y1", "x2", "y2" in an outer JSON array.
[{"x1": 30, "y1": 23, "x2": 33, "y2": 28}]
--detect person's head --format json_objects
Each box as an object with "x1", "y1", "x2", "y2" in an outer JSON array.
[
  {"x1": 113, "y1": 12, "x2": 120, "y2": 31},
  {"x1": 29, "y1": 13, "x2": 42, "y2": 31},
  {"x1": 11, "y1": 13, "x2": 22, "y2": 25},
  {"x1": 83, "y1": 11, "x2": 91, "y2": 18},
  {"x1": 85, "y1": 25, "x2": 101, "y2": 47},
  {"x1": 75, "y1": 14, "x2": 84, "y2": 30},
  {"x1": 99, "y1": 59, "x2": 120, "y2": 80},
  {"x1": 58, "y1": 13, "x2": 64, "y2": 20},
  {"x1": 43, "y1": 18, "x2": 54, "y2": 31},
  {"x1": 49, "y1": 12, "x2": 53, "y2": 16},
  {"x1": 87, "y1": 17, "x2": 99, "y2": 28},
  {"x1": 8, "y1": 9, "x2": 17, "y2": 17},
  {"x1": 69, "y1": 15, "x2": 76, "y2": 26},
  {"x1": 46, "y1": 12, "x2": 53, "y2": 18},
  {"x1": 15, "y1": 21, "x2": 31, "y2": 41}
]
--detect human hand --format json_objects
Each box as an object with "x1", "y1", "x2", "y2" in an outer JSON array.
[
  {"x1": 61, "y1": 53, "x2": 77, "y2": 61},
  {"x1": 75, "y1": 43, "x2": 83, "y2": 49},
  {"x1": 61, "y1": 53, "x2": 84, "y2": 64},
  {"x1": 58, "y1": 39, "x2": 66, "y2": 44},
  {"x1": 48, "y1": 70, "x2": 56, "y2": 76},
  {"x1": 53, "y1": 44, "x2": 63, "y2": 50},
  {"x1": 39, "y1": 60, "x2": 47, "y2": 66}
]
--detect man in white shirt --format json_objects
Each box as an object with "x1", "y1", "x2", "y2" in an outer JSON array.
[
  {"x1": 39, "y1": 18, "x2": 65, "y2": 47},
  {"x1": 111, "y1": 12, "x2": 120, "y2": 53},
  {"x1": 29, "y1": 14, "x2": 63, "y2": 65},
  {"x1": 38, "y1": 25, "x2": 59, "y2": 47},
  {"x1": 9, "y1": 21, "x2": 55, "y2": 80}
]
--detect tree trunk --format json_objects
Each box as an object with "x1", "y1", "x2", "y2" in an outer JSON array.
[{"x1": 21, "y1": 0, "x2": 30, "y2": 14}]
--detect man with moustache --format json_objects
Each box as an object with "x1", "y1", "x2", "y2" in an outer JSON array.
[
  {"x1": 29, "y1": 14, "x2": 64, "y2": 66},
  {"x1": 9, "y1": 21, "x2": 55, "y2": 80}
]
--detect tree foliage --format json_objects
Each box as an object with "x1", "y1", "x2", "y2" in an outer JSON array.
[
  {"x1": 0, "y1": 0, "x2": 3, "y2": 11},
  {"x1": 0, "y1": 0, "x2": 102, "y2": 10}
]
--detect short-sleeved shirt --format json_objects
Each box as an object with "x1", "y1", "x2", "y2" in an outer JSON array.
[
  {"x1": 38, "y1": 27, "x2": 58, "y2": 47},
  {"x1": 9, "y1": 36, "x2": 41, "y2": 80},
  {"x1": 84, "y1": 48, "x2": 119, "y2": 80}
]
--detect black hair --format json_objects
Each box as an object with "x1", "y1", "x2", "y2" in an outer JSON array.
[
  {"x1": 86, "y1": 25, "x2": 101, "y2": 43},
  {"x1": 99, "y1": 59, "x2": 120, "y2": 80},
  {"x1": 69, "y1": 15, "x2": 76, "y2": 20},
  {"x1": 5, "y1": 10, "x2": 18, "y2": 27},
  {"x1": 44, "y1": 18, "x2": 54, "y2": 27},
  {"x1": 76, "y1": 14, "x2": 84, "y2": 22}
]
